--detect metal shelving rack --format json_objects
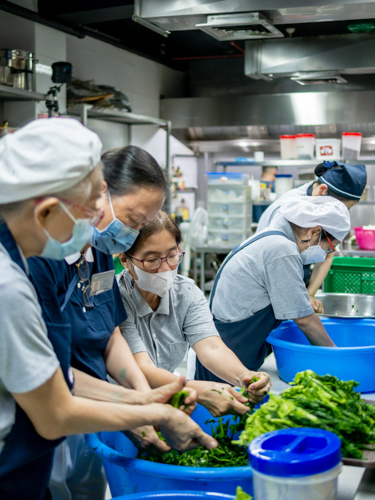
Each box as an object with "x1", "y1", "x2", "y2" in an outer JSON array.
[{"x1": 0, "y1": 84, "x2": 44, "y2": 102}]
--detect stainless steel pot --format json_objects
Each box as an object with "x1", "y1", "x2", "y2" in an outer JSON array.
[
  {"x1": 316, "y1": 293, "x2": 375, "y2": 318},
  {"x1": 0, "y1": 49, "x2": 36, "y2": 91}
]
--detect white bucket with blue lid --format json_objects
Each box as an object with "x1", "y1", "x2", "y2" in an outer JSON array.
[{"x1": 248, "y1": 428, "x2": 342, "y2": 500}]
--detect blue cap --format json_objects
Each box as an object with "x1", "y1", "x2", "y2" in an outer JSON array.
[
  {"x1": 248, "y1": 428, "x2": 341, "y2": 477},
  {"x1": 316, "y1": 161, "x2": 367, "y2": 200}
]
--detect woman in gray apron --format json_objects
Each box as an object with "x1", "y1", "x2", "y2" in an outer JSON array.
[{"x1": 196, "y1": 196, "x2": 351, "y2": 383}]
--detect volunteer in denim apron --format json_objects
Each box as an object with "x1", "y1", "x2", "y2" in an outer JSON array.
[
  {"x1": 0, "y1": 118, "x2": 103, "y2": 500},
  {"x1": 257, "y1": 162, "x2": 367, "y2": 302},
  {"x1": 196, "y1": 196, "x2": 351, "y2": 383}
]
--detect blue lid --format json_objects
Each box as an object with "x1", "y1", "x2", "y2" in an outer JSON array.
[
  {"x1": 248, "y1": 428, "x2": 341, "y2": 477},
  {"x1": 275, "y1": 174, "x2": 293, "y2": 178}
]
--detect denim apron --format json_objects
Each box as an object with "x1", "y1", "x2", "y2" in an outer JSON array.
[
  {"x1": 195, "y1": 230, "x2": 287, "y2": 383},
  {"x1": 0, "y1": 222, "x2": 73, "y2": 500}
]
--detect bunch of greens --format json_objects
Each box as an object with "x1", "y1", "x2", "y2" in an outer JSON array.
[
  {"x1": 170, "y1": 390, "x2": 189, "y2": 409},
  {"x1": 138, "y1": 416, "x2": 249, "y2": 467},
  {"x1": 234, "y1": 486, "x2": 252, "y2": 500},
  {"x1": 236, "y1": 370, "x2": 375, "y2": 459}
]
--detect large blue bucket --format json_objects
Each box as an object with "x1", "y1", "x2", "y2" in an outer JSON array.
[
  {"x1": 267, "y1": 317, "x2": 375, "y2": 392},
  {"x1": 113, "y1": 492, "x2": 235, "y2": 500},
  {"x1": 86, "y1": 404, "x2": 253, "y2": 497}
]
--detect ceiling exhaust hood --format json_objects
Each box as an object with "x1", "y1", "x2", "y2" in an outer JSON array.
[
  {"x1": 195, "y1": 13, "x2": 283, "y2": 41},
  {"x1": 291, "y1": 72, "x2": 348, "y2": 86}
]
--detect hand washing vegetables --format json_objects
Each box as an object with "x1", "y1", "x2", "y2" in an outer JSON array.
[
  {"x1": 234, "y1": 486, "x2": 252, "y2": 500},
  {"x1": 236, "y1": 370, "x2": 375, "y2": 459},
  {"x1": 138, "y1": 415, "x2": 249, "y2": 467}
]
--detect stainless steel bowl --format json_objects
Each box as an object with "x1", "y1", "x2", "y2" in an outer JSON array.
[{"x1": 316, "y1": 293, "x2": 375, "y2": 318}]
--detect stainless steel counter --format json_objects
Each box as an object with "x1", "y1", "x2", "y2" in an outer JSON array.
[{"x1": 260, "y1": 353, "x2": 375, "y2": 499}]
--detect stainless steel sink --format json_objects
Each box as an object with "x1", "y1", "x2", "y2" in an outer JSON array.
[{"x1": 316, "y1": 293, "x2": 375, "y2": 318}]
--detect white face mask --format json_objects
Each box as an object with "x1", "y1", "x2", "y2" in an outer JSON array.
[
  {"x1": 134, "y1": 266, "x2": 178, "y2": 296},
  {"x1": 298, "y1": 233, "x2": 327, "y2": 265}
]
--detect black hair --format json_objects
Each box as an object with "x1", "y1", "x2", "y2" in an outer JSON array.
[
  {"x1": 101, "y1": 145, "x2": 167, "y2": 197},
  {"x1": 313, "y1": 163, "x2": 348, "y2": 202}
]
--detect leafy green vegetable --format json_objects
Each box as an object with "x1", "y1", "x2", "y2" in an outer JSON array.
[
  {"x1": 170, "y1": 390, "x2": 189, "y2": 409},
  {"x1": 236, "y1": 370, "x2": 375, "y2": 459},
  {"x1": 138, "y1": 416, "x2": 249, "y2": 467},
  {"x1": 234, "y1": 486, "x2": 252, "y2": 500}
]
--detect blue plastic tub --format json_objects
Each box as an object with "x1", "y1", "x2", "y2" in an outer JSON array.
[
  {"x1": 86, "y1": 404, "x2": 253, "y2": 498},
  {"x1": 267, "y1": 317, "x2": 375, "y2": 392},
  {"x1": 113, "y1": 492, "x2": 235, "y2": 500}
]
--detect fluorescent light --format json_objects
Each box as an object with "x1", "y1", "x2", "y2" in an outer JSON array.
[{"x1": 35, "y1": 63, "x2": 52, "y2": 76}]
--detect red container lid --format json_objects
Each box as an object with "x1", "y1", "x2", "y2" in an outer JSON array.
[
  {"x1": 280, "y1": 135, "x2": 296, "y2": 139},
  {"x1": 296, "y1": 134, "x2": 315, "y2": 138},
  {"x1": 342, "y1": 132, "x2": 362, "y2": 136}
]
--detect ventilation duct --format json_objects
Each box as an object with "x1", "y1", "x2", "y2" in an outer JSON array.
[
  {"x1": 291, "y1": 72, "x2": 348, "y2": 86},
  {"x1": 195, "y1": 13, "x2": 283, "y2": 41}
]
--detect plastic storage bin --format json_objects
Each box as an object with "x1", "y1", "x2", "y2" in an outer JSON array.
[
  {"x1": 207, "y1": 230, "x2": 246, "y2": 247},
  {"x1": 113, "y1": 493, "x2": 235, "y2": 500},
  {"x1": 342, "y1": 132, "x2": 362, "y2": 160},
  {"x1": 207, "y1": 201, "x2": 251, "y2": 217},
  {"x1": 267, "y1": 317, "x2": 375, "y2": 392},
  {"x1": 206, "y1": 172, "x2": 249, "y2": 185},
  {"x1": 248, "y1": 428, "x2": 342, "y2": 500},
  {"x1": 296, "y1": 134, "x2": 315, "y2": 159},
  {"x1": 324, "y1": 256, "x2": 375, "y2": 294},
  {"x1": 85, "y1": 403, "x2": 253, "y2": 498},
  {"x1": 354, "y1": 227, "x2": 375, "y2": 251},
  {"x1": 280, "y1": 135, "x2": 297, "y2": 160},
  {"x1": 208, "y1": 216, "x2": 250, "y2": 232},
  {"x1": 207, "y1": 186, "x2": 249, "y2": 203},
  {"x1": 315, "y1": 138, "x2": 341, "y2": 161}
]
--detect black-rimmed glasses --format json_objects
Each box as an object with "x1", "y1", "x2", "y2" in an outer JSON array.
[
  {"x1": 129, "y1": 247, "x2": 185, "y2": 271},
  {"x1": 76, "y1": 256, "x2": 94, "y2": 308}
]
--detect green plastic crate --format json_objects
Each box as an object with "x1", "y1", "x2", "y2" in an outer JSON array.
[{"x1": 324, "y1": 256, "x2": 375, "y2": 294}]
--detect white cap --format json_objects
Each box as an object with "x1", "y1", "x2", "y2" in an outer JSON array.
[
  {"x1": 279, "y1": 196, "x2": 351, "y2": 242},
  {"x1": 0, "y1": 118, "x2": 102, "y2": 204}
]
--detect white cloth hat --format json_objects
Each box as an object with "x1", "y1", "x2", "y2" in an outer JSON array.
[
  {"x1": 279, "y1": 196, "x2": 351, "y2": 242},
  {"x1": 0, "y1": 118, "x2": 102, "y2": 204}
]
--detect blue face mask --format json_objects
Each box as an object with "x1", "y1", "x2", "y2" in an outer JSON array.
[
  {"x1": 40, "y1": 201, "x2": 94, "y2": 260},
  {"x1": 89, "y1": 192, "x2": 139, "y2": 255}
]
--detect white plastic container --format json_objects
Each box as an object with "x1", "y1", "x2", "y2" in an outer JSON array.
[
  {"x1": 315, "y1": 138, "x2": 341, "y2": 161},
  {"x1": 280, "y1": 135, "x2": 297, "y2": 160},
  {"x1": 296, "y1": 134, "x2": 315, "y2": 159},
  {"x1": 252, "y1": 463, "x2": 342, "y2": 500},
  {"x1": 275, "y1": 174, "x2": 293, "y2": 197},
  {"x1": 248, "y1": 179, "x2": 260, "y2": 201},
  {"x1": 249, "y1": 428, "x2": 342, "y2": 500},
  {"x1": 342, "y1": 132, "x2": 362, "y2": 160}
]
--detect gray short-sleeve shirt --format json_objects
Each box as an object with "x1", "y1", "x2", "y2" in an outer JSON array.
[
  {"x1": 0, "y1": 243, "x2": 60, "y2": 454},
  {"x1": 117, "y1": 273, "x2": 219, "y2": 373},
  {"x1": 257, "y1": 182, "x2": 313, "y2": 232},
  {"x1": 211, "y1": 215, "x2": 314, "y2": 323}
]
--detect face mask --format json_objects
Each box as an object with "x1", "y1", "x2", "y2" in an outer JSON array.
[
  {"x1": 40, "y1": 201, "x2": 93, "y2": 260},
  {"x1": 299, "y1": 233, "x2": 327, "y2": 265},
  {"x1": 89, "y1": 191, "x2": 139, "y2": 255},
  {"x1": 134, "y1": 266, "x2": 178, "y2": 297}
]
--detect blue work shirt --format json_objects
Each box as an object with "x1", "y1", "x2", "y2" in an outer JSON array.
[{"x1": 29, "y1": 248, "x2": 127, "y2": 380}]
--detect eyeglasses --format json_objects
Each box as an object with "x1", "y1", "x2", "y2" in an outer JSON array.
[
  {"x1": 76, "y1": 255, "x2": 94, "y2": 308},
  {"x1": 59, "y1": 198, "x2": 104, "y2": 227},
  {"x1": 324, "y1": 231, "x2": 336, "y2": 254},
  {"x1": 129, "y1": 247, "x2": 185, "y2": 271}
]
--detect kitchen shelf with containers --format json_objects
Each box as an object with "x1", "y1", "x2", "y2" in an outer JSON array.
[{"x1": 206, "y1": 173, "x2": 252, "y2": 247}]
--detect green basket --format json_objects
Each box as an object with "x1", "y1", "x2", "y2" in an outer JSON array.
[{"x1": 324, "y1": 256, "x2": 375, "y2": 294}]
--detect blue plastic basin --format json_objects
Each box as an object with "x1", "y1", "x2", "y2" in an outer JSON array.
[
  {"x1": 267, "y1": 317, "x2": 375, "y2": 392},
  {"x1": 86, "y1": 404, "x2": 253, "y2": 497},
  {"x1": 113, "y1": 492, "x2": 235, "y2": 500}
]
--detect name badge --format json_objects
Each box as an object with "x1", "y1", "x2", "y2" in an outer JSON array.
[{"x1": 90, "y1": 270, "x2": 115, "y2": 296}]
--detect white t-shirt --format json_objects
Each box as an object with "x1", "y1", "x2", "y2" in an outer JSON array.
[{"x1": 0, "y1": 242, "x2": 59, "y2": 454}]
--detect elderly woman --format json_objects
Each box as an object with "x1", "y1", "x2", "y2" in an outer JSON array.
[
  {"x1": 0, "y1": 120, "x2": 215, "y2": 500},
  {"x1": 117, "y1": 211, "x2": 272, "y2": 417},
  {"x1": 196, "y1": 196, "x2": 351, "y2": 382}
]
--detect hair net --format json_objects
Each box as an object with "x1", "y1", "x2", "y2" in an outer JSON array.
[
  {"x1": 0, "y1": 118, "x2": 102, "y2": 204},
  {"x1": 279, "y1": 196, "x2": 351, "y2": 242}
]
